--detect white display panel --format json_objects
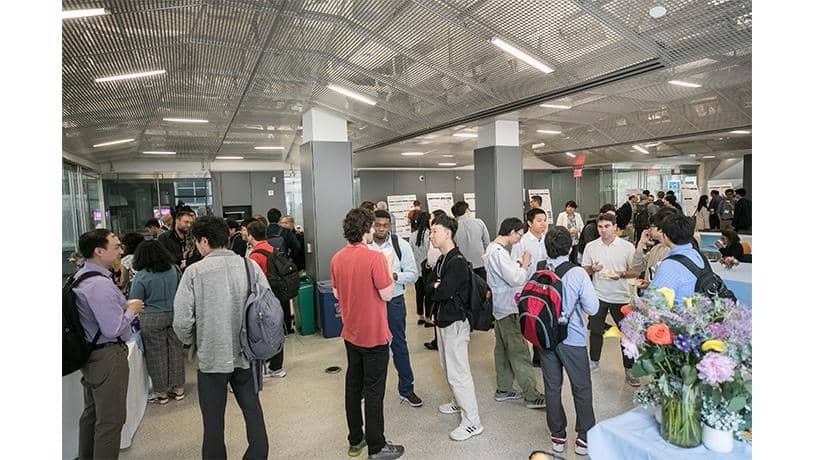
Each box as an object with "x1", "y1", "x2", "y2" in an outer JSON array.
[
  {"x1": 427, "y1": 192, "x2": 454, "y2": 216},
  {"x1": 386, "y1": 194, "x2": 416, "y2": 238}
]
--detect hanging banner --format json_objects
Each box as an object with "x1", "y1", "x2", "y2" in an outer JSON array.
[
  {"x1": 528, "y1": 189, "x2": 554, "y2": 224},
  {"x1": 427, "y1": 192, "x2": 454, "y2": 216},
  {"x1": 680, "y1": 184, "x2": 700, "y2": 217},
  {"x1": 463, "y1": 193, "x2": 476, "y2": 213},
  {"x1": 386, "y1": 194, "x2": 417, "y2": 238}
]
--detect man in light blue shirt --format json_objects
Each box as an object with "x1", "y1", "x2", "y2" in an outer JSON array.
[
  {"x1": 650, "y1": 213, "x2": 703, "y2": 306},
  {"x1": 540, "y1": 226, "x2": 599, "y2": 456},
  {"x1": 369, "y1": 210, "x2": 422, "y2": 407}
]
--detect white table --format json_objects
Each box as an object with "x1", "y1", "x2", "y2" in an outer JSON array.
[
  {"x1": 712, "y1": 261, "x2": 751, "y2": 307},
  {"x1": 588, "y1": 406, "x2": 751, "y2": 459},
  {"x1": 62, "y1": 335, "x2": 150, "y2": 459}
]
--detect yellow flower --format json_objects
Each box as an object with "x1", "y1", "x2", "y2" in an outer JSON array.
[
  {"x1": 656, "y1": 287, "x2": 675, "y2": 308},
  {"x1": 685, "y1": 297, "x2": 693, "y2": 309},
  {"x1": 702, "y1": 340, "x2": 726, "y2": 353}
]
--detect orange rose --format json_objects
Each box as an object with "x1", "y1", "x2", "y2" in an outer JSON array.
[
  {"x1": 621, "y1": 305, "x2": 634, "y2": 316},
  {"x1": 645, "y1": 323, "x2": 674, "y2": 345}
]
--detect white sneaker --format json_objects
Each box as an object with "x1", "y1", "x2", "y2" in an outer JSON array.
[
  {"x1": 551, "y1": 436, "x2": 567, "y2": 453},
  {"x1": 575, "y1": 438, "x2": 588, "y2": 456},
  {"x1": 270, "y1": 369, "x2": 287, "y2": 378},
  {"x1": 589, "y1": 360, "x2": 600, "y2": 372},
  {"x1": 450, "y1": 424, "x2": 483, "y2": 441},
  {"x1": 438, "y1": 402, "x2": 461, "y2": 414}
]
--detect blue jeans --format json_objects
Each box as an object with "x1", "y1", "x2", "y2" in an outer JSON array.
[{"x1": 387, "y1": 295, "x2": 415, "y2": 396}]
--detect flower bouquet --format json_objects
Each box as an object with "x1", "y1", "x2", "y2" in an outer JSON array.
[
  {"x1": 720, "y1": 256, "x2": 739, "y2": 270},
  {"x1": 620, "y1": 288, "x2": 752, "y2": 448}
]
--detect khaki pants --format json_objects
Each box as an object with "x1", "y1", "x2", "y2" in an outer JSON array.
[
  {"x1": 437, "y1": 320, "x2": 481, "y2": 427},
  {"x1": 79, "y1": 343, "x2": 129, "y2": 460},
  {"x1": 494, "y1": 314, "x2": 540, "y2": 401}
]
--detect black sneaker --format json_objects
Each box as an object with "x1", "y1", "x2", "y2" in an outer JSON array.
[
  {"x1": 368, "y1": 442, "x2": 404, "y2": 459},
  {"x1": 348, "y1": 439, "x2": 366, "y2": 457},
  {"x1": 399, "y1": 392, "x2": 423, "y2": 407}
]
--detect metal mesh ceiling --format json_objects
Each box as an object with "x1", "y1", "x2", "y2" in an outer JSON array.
[{"x1": 62, "y1": 0, "x2": 751, "y2": 166}]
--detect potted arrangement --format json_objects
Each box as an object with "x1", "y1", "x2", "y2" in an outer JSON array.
[
  {"x1": 634, "y1": 383, "x2": 663, "y2": 425},
  {"x1": 720, "y1": 256, "x2": 740, "y2": 270},
  {"x1": 620, "y1": 288, "x2": 752, "y2": 449}
]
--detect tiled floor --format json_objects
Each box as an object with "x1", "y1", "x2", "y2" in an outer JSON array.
[{"x1": 120, "y1": 290, "x2": 639, "y2": 459}]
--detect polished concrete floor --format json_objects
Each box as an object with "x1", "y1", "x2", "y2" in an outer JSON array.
[{"x1": 120, "y1": 289, "x2": 638, "y2": 460}]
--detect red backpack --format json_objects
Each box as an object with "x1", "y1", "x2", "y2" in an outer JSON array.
[{"x1": 517, "y1": 261, "x2": 578, "y2": 350}]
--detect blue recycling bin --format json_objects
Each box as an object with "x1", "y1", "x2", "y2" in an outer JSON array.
[{"x1": 317, "y1": 280, "x2": 344, "y2": 338}]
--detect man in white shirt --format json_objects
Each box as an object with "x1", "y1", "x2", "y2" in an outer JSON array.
[
  {"x1": 512, "y1": 208, "x2": 550, "y2": 279},
  {"x1": 484, "y1": 218, "x2": 546, "y2": 410},
  {"x1": 581, "y1": 212, "x2": 639, "y2": 387}
]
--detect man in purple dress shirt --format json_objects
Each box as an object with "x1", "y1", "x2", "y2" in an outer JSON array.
[{"x1": 73, "y1": 229, "x2": 144, "y2": 460}]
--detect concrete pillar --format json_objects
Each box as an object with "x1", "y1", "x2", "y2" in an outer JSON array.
[
  {"x1": 300, "y1": 108, "x2": 354, "y2": 282},
  {"x1": 473, "y1": 120, "x2": 523, "y2": 237}
]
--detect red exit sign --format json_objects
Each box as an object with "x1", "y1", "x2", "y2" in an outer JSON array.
[{"x1": 573, "y1": 168, "x2": 583, "y2": 178}]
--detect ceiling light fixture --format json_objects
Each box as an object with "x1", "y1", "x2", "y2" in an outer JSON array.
[
  {"x1": 327, "y1": 84, "x2": 377, "y2": 106},
  {"x1": 540, "y1": 103, "x2": 571, "y2": 109},
  {"x1": 702, "y1": 155, "x2": 716, "y2": 159},
  {"x1": 401, "y1": 152, "x2": 425, "y2": 156},
  {"x1": 95, "y1": 69, "x2": 166, "y2": 83},
  {"x1": 644, "y1": 142, "x2": 662, "y2": 147},
  {"x1": 163, "y1": 117, "x2": 209, "y2": 123},
  {"x1": 537, "y1": 129, "x2": 562, "y2": 135},
  {"x1": 565, "y1": 152, "x2": 576, "y2": 158},
  {"x1": 143, "y1": 151, "x2": 176, "y2": 155},
  {"x1": 490, "y1": 37, "x2": 554, "y2": 73},
  {"x1": 729, "y1": 130, "x2": 751, "y2": 134},
  {"x1": 62, "y1": 8, "x2": 108, "y2": 19},
  {"x1": 633, "y1": 145, "x2": 650, "y2": 154},
  {"x1": 215, "y1": 156, "x2": 244, "y2": 160},
  {"x1": 649, "y1": 5, "x2": 667, "y2": 18},
  {"x1": 442, "y1": 154, "x2": 455, "y2": 158},
  {"x1": 93, "y1": 138, "x2": 134, "y2": 147},
  {"x1": 531, "y1": 143, "x2": 547, "y2": 149},
  {"x1": 438, "y1": 162, "x2": 457, "y2": 166},
  {"x1": 453, "y1": 133, "x2": 478, "y2": 138},
  {"x1": 668, "y1": 80, "x2": 701, "y2": 88},
  {"x1": 254, "y1": 146, "x2": 284, "y2": 150}
]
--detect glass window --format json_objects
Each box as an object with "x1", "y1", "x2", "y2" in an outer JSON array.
[
  {"x1": 284, "y1": 170, "x2": 303, "y2": 227},
  {"x1": 103, "y1": 179, "x2": 160, "y2": 236}
]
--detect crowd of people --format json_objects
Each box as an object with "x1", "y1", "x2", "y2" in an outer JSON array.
[{"x1": 68, "y1": 186, "x2": 751, "y2": 459}]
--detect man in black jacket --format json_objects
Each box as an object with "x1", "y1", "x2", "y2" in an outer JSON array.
[
  {"x1": 158, "y1": 208, "x2": 202, "y2": 270},
  {"x1": 615, "y1": 195, "x2": 636, "y2": 230},
  {"x1": 424, "y1": 214, "x2": 484, "y2": 442},
  {"x1": 266, "y1": 208, "x2": 302, "y2": 260},
  {"x1": 733, "y1": 188, "x2": 752, "y2": 233}
]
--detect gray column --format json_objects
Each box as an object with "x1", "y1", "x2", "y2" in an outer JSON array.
[
  {"x1": 743, "y1": 153, "x2": 751, "y2": 195},
  {"x1": 473, "y1": 120, "x2": 524, "y2": 237}
]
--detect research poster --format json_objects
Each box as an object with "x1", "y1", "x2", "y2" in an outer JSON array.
[
  {"x1": 427, "y1": 192, "x2": 454, "y2": 216},
  {"x1": 528, "y1": 189, "x2": 554, "y2": 224},
  {"x1": 464, "y1": 193, "x2": 476, "y2": 213},
  {"x1": 680, "y1": 184, "x2": 700, "y2": 217},
  {"x1": 386, "y1": 194, "x2": 416, "y2": 238}
]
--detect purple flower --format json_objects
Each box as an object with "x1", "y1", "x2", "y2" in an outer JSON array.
[
  {"x1": 707, "y1": 322, "x2": 729, "y2": 340},
  {"x1": 622, "y1": 337, "x2": 640, "y2": 360},
  {"x1": 620, "y1": 312, "x2": 646, "y2": 346},
  {"x1": 673, "y1": 335, "x2": 693, "y2": 353},
  {"x1": 696, "y1": 352, "x2": 737, "y2": 385}
]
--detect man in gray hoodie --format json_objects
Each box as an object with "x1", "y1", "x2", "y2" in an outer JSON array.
[{"x1": 451, "y1": 201, "x2": 490, "y2": 280}]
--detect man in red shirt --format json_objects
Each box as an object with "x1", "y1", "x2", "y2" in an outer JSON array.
[
  {"x1": 246, "y1": 221, "x2": 287, "y2": 379},
  {"x1": 331, "y1": 208, "x2": 404, "y2": 460}
]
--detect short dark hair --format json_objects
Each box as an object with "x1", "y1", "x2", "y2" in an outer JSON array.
[
  {"x1": 526, "y1": 208, "x2": 547, "y2": 223},
  {"x1": 241, "y1": 217, "x2": 257, "y2": 228},
  {"x1": 666, "y1": 194, "x2": 678, "y2": 204},
  {"x1": 711, "y1": 190, "x2": 720, "y2": 196},
  {"x1": 266, "y1": 208, "x2": 282, "y2": 224},
  {"x1": 132, "y1": 240, "x2": 174, "y2": 273},
  {"x1": 735, "y1": 188, "x2": 747, "y2": 197},
  {"x1": 176, "y1": 209, "x2": 195, "y2": 220},
  {"x1": 121, "y1": 232, "x2": 145, "y2": 256},
  {"x1": 247, "y1": 221, "x2": 267, "y2": 241},
  {"x1": 545, "y1": 226, "x2": 573, "y2": 258},
  {"x1": 721, "y1": 228, "x2": 741, "y2": 244},
  {"x1": 725, "y1": 188, "x2": 734, "y2": 195},
  {"x1": 666, "y1": 190, "x2": 675, "y2": 196},
  {"x1": 498, "y1": 217, "x2": 525, "y2": 236},
  {"x1": 531, "y1": 195, "x2": 542, "y2": 205},
  {"x1": 145, "y1": 218, "x2": 160, "y2": 229},
  {"x1": 597, "y1": 212, "x2": 616, "y2": 225},
  {"x1": 225, "y1": 218, "x2": 240, "y2": 231},
  {"x1": 451, "y1": 201, "x2": 469, "y2": 217},
  {"x1": 343, "y1": 208, "x2": 375, "y2": 243},
  {"x1": 413, "y1": 200, "x2": 421, "y2": 207},
  {"x1": 657, "y1": 191, "x2": 665, "y2": 199},
  {"x1": 642, "y1": 189, "x2": 650, "y2": 196},
  {"x1": 565, "y1": 200, "x2": 578, "y2": 209},
  {"x1": 649, "y1": 205, "x2": 679, "y2": 227},
  {"x1": 432, "y1": 214, "x2": 457, "y2": 238},
  {"x1": 191, "y1": 216, "x2": 229, "y2": 249},
  {"x1": 659, "y1": 214, "x2": 695, "y2": 245},
  {"x1": 78, "y1": 229, "x2": 113, "y2": 259},
  {"x1": 599, "y1": 203, "x2": 616, "y2": 214},
  {"x1": 374, "y1": 210, "x2": 391, "y2": 221},
  {"x1": 359, "y1": 201, "x2": 376, "y2": 211}
]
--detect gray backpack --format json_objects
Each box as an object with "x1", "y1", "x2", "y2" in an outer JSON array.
[{"x1": 241, "y1": 259, "x2": 286, "y2": 392}]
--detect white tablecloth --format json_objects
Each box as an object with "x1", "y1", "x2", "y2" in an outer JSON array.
[
  {"x1": 588, "y1": 406, "x2": 751, "y2": 460},
  {"x1": 62, "y1": 335, "x2": 150, "y2": 459}
]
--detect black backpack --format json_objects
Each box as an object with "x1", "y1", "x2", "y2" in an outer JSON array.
[
  {"x1": 633, "y1": 204, "x2": 649, "y2": 229},
  {"x1": 665, "y1": 254, "x2": 737, "y2": 302},
  {"x1": 252, "y1": 248, "x2": 300, "y2": 301},
  {"x1": 453, "y1": 254, "x2": 494, "y2": 331},
  {"x1": 63, "y1": 271, "x2": 105, "y2": 376},
  {"x1": 267, "y1": 227, "x2": 288, "y2": 255},
  {"x1": 390, "y1": 234, "x2": 402, "y2": 261}
]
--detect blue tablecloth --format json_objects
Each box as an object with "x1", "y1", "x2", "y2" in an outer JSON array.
[{"x1": 588, "y1": 407, "x2": 751, "y2": 460}]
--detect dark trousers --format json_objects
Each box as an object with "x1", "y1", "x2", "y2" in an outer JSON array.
[
  {"x1": 282, "y1": 299, "x2": 293, "y2": 335},
  {"x1": 473, "y1": 267, "x2": 487, "y2": 282},
  {"x1": 541, "y1": 344, "x2": 595, "y2": 441},
  {"x1": 386, "y1": 295, "x2": 415, "y2": 396},
  {"x1": 589, "y1": 300, "x2": 633, "y2": 369},
  {"x1": 79, "y1": 344, "x2": 129, "y2": 460},
  {"x1": 344, "y1": 341, "x2": 389, "y2": 456},
  {"x1": 415, "y1": 276, "x2": 426, "y2": 317},
  {"x1": 709, "y1": 213, "x2": 720, "y2": 230},
  {"x1": 268, "y1": 347, "x2": 284, "y2": 372},
  {"x1": 197, "y1": 368, "x2": 269, "y2": 459}
]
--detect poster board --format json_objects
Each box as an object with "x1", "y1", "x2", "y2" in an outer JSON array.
[
  {"x1": 528, "y1": 189, "x2": 554, "y2": 224},
  {"x1": 427, "y1": 192, "x2": 454, "y2": 216},
  {"x1": 386, "y1": 194, "x2": 416, "y2": 238},
  {"x1": 680, "y1": 184, "x2": 699, "y2": 217},
  {"x1": 463, "y1": 193, "x2": 476, "y2": 213}
]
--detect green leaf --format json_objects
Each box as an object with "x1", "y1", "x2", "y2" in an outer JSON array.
[
  {"x1": 630, "y1": 361, "x2": 648, "y2": 378},
  {"x1": 657, "y1": 374, "x2": 671, "y2": 397},
  {"x1": 745, "y1": 380, "x2": 752, "y2": 395},
  {"x1": 653, "y1": 348, "x2": 666, "y2": 363},
  {"x1": 727, "y1": 396, "x2": 747, "y2": 412},
  {"x1": 642, "y1": 359, "x2": 657, "y2": 375},
  {"x1": 681, "y1": 366, "x2": 697, "y2": 386}
]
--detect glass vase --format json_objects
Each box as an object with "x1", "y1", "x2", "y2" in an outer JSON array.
[{"x1": 660, "y1": 383, "x2": 702, "y2": 448}]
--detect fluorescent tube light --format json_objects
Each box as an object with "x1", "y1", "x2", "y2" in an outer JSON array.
[
  {"x1": 401, "y1": 152, "x2": 425, "y2": 156},
  {"x1": 729, "y1": 130, "x2": 751, "y2": 134},
  {"x1": 442, "y1": 154, "x2": 455, "y2": 158},
  {"x1": 163, "y1": 118, "x2": 208, "y2": 123},
  {"x1": 254, "y1": 146, "x2": 284, "y2": 150},
  {"x1": 95, "y1": 69, "x2": 166, "y2": 83},
  {"x1": 93, "y1": 138, "x2": 134, "y2": 147},
  {"x1": 644, "y1": 142, "x2": 662, "y2": 147},
  {"x1": 327, "y1": 84, "x2": 376, "y2": 105},
  {"x1": 536, "y1": 129, "x2": 562, "y2": 135},
  {"x1": 453, "y1": 133, "x2": 478, "y2": 138},
  {"x1": 531, "y1": 143, "x2": 547, "y2": 149},
  {"x1": 633, "y1": 145, "x2": 649, "y2": 154},
  {"x1": 490, "y1": 37, "x2": 554, "y2": 74},
  {"x1": 668, "y1": 80, "x2": 701, "y2": 88},
  {"x1": 143, "y1": 151, "x2": 176, "y2": 155},
  {"x1": 215, "y1": 156, "x2": 244, "y2": 160},
  {"x1": 438, "y1": 162, "x2": 457, "y2": 166},
  {"x1": 702, "y1": 155, "x2": 716, "y2": 159},
  {"x1": 565, "y1": 152, "x2": 576, "y2": 158},
  {"x1": 540, "y1": 104, "x2": 571, "y2": 109},
  {"x1": 62, "y1": 8, "x2": 107, "y2": 19}
]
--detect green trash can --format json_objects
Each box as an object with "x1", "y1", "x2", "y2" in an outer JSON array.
[{"x1": 295, "y1": 275, "x2": 316, "y2": 336}]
